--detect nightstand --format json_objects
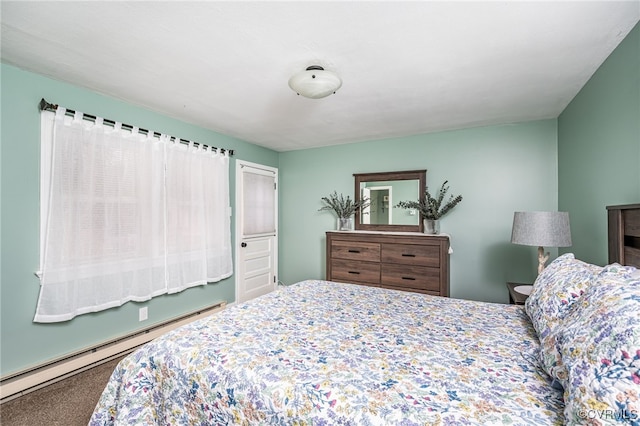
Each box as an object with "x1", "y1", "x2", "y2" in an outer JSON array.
[{"x1": 506, "y1": 282, "x2": 532, "y2": 305}]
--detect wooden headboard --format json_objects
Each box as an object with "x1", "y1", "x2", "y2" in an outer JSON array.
[{"x1": 607, "y1": 203, "x2": 640, "y2": 268}]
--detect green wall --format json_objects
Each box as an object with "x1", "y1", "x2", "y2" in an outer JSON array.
[
  {"x1": 278, "y1": 120, "x2": 560, "y2": 302},
  {"x1": 558, "y1": 22, "x2": 640, "y2": 265},
  {"x1": 0, "y1": 63, "x2": 279, "y2": 376}
]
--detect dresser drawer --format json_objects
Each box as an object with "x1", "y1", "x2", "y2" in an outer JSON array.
[
  {"x1": 381, "y1": 264, "x2": 441, "y2": 293},
  {"x1": 624, "y1": 209, "x2": 640, "y2": 237},
  {"x1": 381, "y1": 243, "x2": 440, "y2": 267},
  {"x1": 331, "y1": 259, "x2": 381, "y2": 284},
  {"x1": 331, "y1": 240, "x2": 380, "y2": 262}
]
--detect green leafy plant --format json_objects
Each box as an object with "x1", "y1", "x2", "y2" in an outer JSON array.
[
  {"x1": 396, "y1": 180, "x2": 462, "y2": 220},
  {"x1": 319, "y1": 191, "x2": 370, "y2": 219}
]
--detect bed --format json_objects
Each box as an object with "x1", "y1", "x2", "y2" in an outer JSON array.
[{"x1": 90, "y1": 256, "x2": 640, "y2": 425}]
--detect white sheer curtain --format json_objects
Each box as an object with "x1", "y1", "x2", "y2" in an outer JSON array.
[
  {"x1": 242, "y1": 171, "x2": 276, "y2": 236},
  {"x1": 165, "y1": 141, "x2": 232, "y2": 292},
  {"x1": 36, "y1": 108, "x2": 232, "y2": 323}
]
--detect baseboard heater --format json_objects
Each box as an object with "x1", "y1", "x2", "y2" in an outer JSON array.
[{"x1": 0, "y1": 300, "x2": 226, "y2": 404}]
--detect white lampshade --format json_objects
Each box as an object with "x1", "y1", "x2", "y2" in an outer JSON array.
[{"x1": 288, "y1": 65, "x2": 342, "y2": 99}]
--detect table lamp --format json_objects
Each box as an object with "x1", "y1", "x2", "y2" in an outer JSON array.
[{"x1": 511, "y1": 211, "x2": 572, "y2": 286}]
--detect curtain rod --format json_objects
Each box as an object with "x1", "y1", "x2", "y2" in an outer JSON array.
[{"x1": 38, "y1": 98, "x2": 234, "y2": 156}]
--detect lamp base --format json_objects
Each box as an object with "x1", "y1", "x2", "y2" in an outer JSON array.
[
  {"x1": 537, "y1": 246, "x2": 550, "y2": 275},
  {"x1": 513, "y1": 285, "x2": 533, "y2": 296}
]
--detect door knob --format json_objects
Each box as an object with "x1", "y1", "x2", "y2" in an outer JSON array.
[{"x1": 241, "y1": 242, "x2": 247, "y2": 247}]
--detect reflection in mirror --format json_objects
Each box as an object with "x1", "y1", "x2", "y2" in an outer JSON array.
[
  {"x1": 361, "y1": 180, "x2": 420, "y2": 225},
  {"x1": 354, "y1": 170, "x2": 426, "y2": 232},
  {"x1": 361, "y1": 185, "x2": 392, "y2": 225}
]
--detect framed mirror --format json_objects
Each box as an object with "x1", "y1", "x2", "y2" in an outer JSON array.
[{"x1": 354, "y1": 170, "x2": 426, "y2": 232}]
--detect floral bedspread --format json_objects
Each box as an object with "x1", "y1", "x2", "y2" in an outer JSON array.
[{"x1": 90, "y1": 280, "x2": 563, "y2": 425}]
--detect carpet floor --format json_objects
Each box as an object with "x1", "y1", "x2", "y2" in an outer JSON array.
[{"x1": 0, "y1": 356, "x2": 124, "y2": 426}]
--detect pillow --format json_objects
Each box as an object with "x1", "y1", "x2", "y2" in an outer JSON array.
[
  {"x1": 525, "y1": 253, "x2": 602, "y2": 381},
  {"x1": 553, "y1": 264, "x2": 640, "y2": 424}
]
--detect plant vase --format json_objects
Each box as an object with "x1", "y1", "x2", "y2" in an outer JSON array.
[
  {"x1": 424, "y1": 219, "x2": 440, "y2": 234},
  {"x1": 337, "y1": 217, "x2": 354, "y2": 231}
]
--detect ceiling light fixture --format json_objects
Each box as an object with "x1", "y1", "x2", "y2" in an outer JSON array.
[{"x1": 288, "y1": 65, "x2": 342, "y2": 99}]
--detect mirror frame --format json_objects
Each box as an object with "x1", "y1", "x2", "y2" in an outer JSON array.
[{"x1": 354, "y1": 169, "x2": 426, "y2": 232}]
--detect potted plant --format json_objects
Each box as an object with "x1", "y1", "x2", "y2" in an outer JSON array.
[
  {"x1": 396, "y1": 180, "x2": 462, "y2": 234},
  {"x1": 319, "y1": 191, "x2": 370, "y2": 231}
]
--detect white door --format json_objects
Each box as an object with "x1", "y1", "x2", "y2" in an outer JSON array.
[{"x1": 235, "y1": 160, "x2": 278, "y2": 303}]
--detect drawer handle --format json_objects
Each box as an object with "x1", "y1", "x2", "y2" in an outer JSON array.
[
  {"x1": 401, "y1": 253, "x2": 416, "y2": 257},
  {"x1": 348, "y1": 271, "x2": 361, "y2": 275},
  {"x1": 348, "y1": 249, "x2": 361, "y2": 253},
  {"x1": 402, "y1": 276, "x2": 416, "y2": 281}
]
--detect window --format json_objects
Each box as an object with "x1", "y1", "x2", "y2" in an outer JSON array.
[{"x1": 35, "y1": 108, "x2": 232, "y2": 322}]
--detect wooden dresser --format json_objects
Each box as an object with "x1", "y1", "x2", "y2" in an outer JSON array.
[
  {"x1": 325, "y1": 231, "x2": 450, "y2": 296},
  {"x1": 607, "y1": 203, "x2": 640, "y2": 267}
]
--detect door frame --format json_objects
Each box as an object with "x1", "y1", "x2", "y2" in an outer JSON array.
[
  {"x1": 234, "y1": 160, "x2": 279, "y2": 304},
  {"x1": 363, "y1": 185, "x2": 393, "y2": 225}
]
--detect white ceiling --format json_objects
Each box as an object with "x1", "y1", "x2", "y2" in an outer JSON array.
[{"x1": 2, "y1": 1, "x2": 639, "y2": 152}]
